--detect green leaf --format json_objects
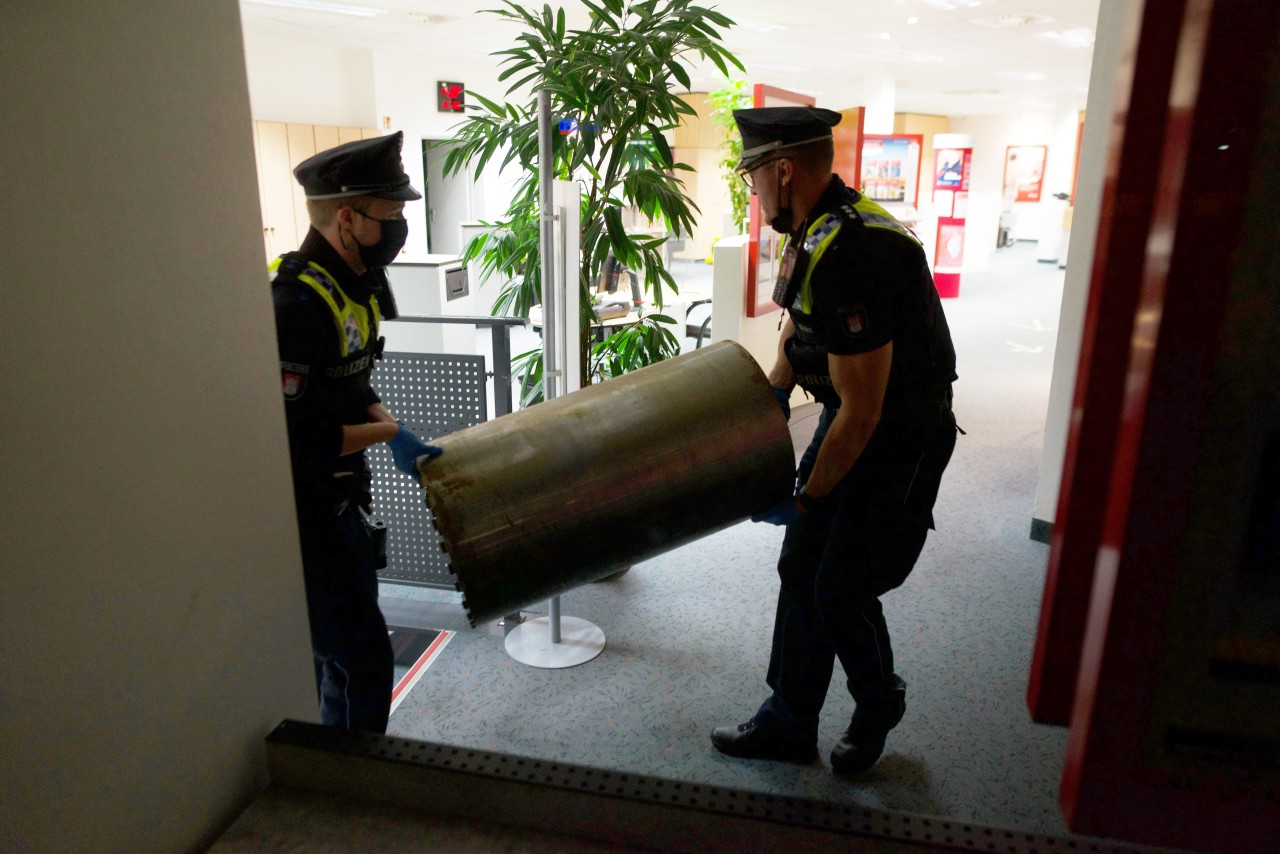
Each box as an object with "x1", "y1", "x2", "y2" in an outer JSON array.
[
  {"x1": 435, "y1": 0, "x2": 742, "y2": 387},
  {"x1": 647, "y1": 123, "x2": 673, "y2": 167},
  {"x1": 666, "y1": 61, "x2": 692, "y2": 91}
]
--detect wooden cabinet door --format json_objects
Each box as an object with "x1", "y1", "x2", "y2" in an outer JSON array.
[
  {"x1": 285, "y1": 124, "x2": 317, "y2": 246},
  {"x1": 256, "y1": 121, "x2": 297, "y2": 260},
  {"x1": 313, "y1": 124, "x2": 340, "y2": 153},
  {"x1": 251, "y1": 122, "x2": 381, "y2": 261},
  {"x1": 251, "y1": 121, "x2": 272, "y2": 261}
]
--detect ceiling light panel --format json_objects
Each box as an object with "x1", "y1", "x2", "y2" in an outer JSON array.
[{"x1": 245, "y1": 0, "x2": 386, "y2": 16}]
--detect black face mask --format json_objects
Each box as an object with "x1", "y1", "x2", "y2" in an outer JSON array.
[
  {"x1": 353, "y1": 211, "x2": 408, "y2": 269},
  {"x1": 769, "y1": 208, "x2": 795, "y2": 235},
  {"x1": 768, "y1": 167, "x2": 795, "y2": 234}
]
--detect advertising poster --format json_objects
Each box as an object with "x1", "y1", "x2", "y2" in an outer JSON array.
[
  {"x1": 934, "y1": 148, "x2": 970, "y2": 191},
  {"x1": 935, "y1": 219, "x2": 966, "y2": 272},
  {"x1": 1004, "y1": 145, "x2": 1047, "y2": 202},
  {"x1": 861, "y1": 136, "x2": 917, "y2": 203}
]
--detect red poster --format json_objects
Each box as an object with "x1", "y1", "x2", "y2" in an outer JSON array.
[
  {"x1": 1004, "y1": 145, "x2": 1047, "y2": 203},
  {"x1": 934, "y1": 218, "x2": 966, "y2": 272}
]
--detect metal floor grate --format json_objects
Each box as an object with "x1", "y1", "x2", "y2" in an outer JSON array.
[
  {"x1": 369, "y1": 352, "x2": 487, "y2": 588},
  {"x1": 266, "y1": 722, "x2": 1187, "y2": 854}
]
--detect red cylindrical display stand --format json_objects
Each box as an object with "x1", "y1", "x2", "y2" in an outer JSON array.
[{"x1": 931, "y1": 134, "x2": 973, "y2": 298}]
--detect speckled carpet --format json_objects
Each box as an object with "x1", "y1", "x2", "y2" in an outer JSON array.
[{"x1": 380, "y1": 242, "x2": 1072, "y2": 836}]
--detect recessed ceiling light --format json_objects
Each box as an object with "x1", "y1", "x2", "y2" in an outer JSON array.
[
  {"x1": 907, "y1": 16, "x2": 919, "y2": 25},
  {"x1": 404, "y1": 12, "x2": 449, "y2": 26},
  {"x1": 880, "y1": 32, "x2": 892, "y2": 40},
  {"x1": 1040, "y1": 28, "x2": 1095, "y2": 48},
  {"x1": 970, "y1": 14, "x2": 1053, "y2": 28},
  {"x1": 245, "y1": 0, "x2": 386, "y2": 16}
]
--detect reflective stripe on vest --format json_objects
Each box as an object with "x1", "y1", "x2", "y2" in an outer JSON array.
[
  {"x1": 794, "y1": 194, "x2": 922, "y2": 313},
  {"x1": 269, "y1": 256, "x2": 379, "y2": 357}
]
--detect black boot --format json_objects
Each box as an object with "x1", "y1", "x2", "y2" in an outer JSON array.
[
  {"x1": 711, "y1": 719, "x2": 817, "y2": 764},
  {"x1": 830, "y1": 675, "x2": 906, "y2": 776}
]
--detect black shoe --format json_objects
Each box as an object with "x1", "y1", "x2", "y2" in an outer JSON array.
[
  {"x1": 831, "y1": 680, "x2": 907, "y2": 776},
  {"x1": 711, "y1": 720, "x2": 817, "y2": 764}
]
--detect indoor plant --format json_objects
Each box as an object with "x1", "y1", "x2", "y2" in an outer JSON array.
[
  {"x1": 707, "y1": 78, "x2": 751, "y2": 236},
  {"x1": 438, "y1": 0, "x2": 742, "y2": 403}
]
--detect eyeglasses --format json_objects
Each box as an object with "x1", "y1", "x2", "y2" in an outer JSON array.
[
  {"x1": 351, "y1": 207, "x2": 406, "y2": 223},
  {"x1": 738, "y1": 157, "x2": 782, "y2": 191}
]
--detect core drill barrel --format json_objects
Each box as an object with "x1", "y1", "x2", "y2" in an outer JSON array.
[{"x1": 418, "y1": 340, "x2": 795, "y2": 625}]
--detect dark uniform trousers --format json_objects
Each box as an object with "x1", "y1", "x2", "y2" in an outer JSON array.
[
  {"x1": 296, "y1": 500, "x2": 394, "y2": 732},
  {"x1": 756, "y1": 405, "x2": 957, "y2": 743}
]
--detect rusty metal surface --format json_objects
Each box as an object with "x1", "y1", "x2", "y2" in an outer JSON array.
[{"x1": 418, "y1": 341, "x2": 795, "y2": 625}]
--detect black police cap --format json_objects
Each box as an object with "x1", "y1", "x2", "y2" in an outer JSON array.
[
  {"x1": 733, "y1": 107, "x2": 843, "y2": 170},
  {"x1": 293, "y1": 130, "x2": 422, "y2": 201}
]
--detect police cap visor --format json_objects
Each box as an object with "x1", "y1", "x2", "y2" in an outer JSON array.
[
  {"x1": 733, "y1": 107, "x2": 843, "y2": 171},
  {"x1": 293, "y1": 130, "x2": 423, "y2": 201}
]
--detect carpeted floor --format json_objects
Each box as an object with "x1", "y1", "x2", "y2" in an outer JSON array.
[{"x1": 380, "y1": 241, "x2": 1075, "y2": 836}]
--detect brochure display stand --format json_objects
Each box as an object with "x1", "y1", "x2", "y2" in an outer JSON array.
[
  {"x1": 861, "y1": 134, "x2": 923, "y2": 231},
  {"x1": 931, "y1": 133, "x2": 973, "y2": 298}
]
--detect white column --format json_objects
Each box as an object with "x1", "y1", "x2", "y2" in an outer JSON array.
[
  {"x1": 1032, "y1": 0, "x2": 1134, "y2": 530},
  {"x1": 862, "y1": 66, "x2": 896, "y2": 135},
  {"x1": 1, "y1": 1, "x2": 316, "y2": 850},
  {"x1": 1036, "y1": 96, "x2": 1085, "y2": 262}
]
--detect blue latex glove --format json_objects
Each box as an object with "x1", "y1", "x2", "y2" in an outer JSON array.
[
  {"x1": 772, "y1": 386, "x2": 791, "y2": 421},
  {"x1": 752, "y1": 489, "x2": 831, "y2": 526},
  {"x1": 388, "y1": 423, "x2": 443, "y2": 482},
  {"x1": 752, "y1": 496, "x2": 802, "y2": 527}
]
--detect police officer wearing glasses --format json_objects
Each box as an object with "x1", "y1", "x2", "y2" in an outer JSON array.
[
  {"x1": 273, "y1": 131, "x2": 441, "y2": 732},
  {"x1": 711, "y1": 108, "x2": 958, "y2": 775}
]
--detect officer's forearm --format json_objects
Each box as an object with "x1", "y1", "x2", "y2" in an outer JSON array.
[
  {"x1": 803, "y1": 407, "x2": 878, "y2": 499},
  {"x1": 340, "y1": 421, "x2": 399, "y2": 455},
  {"x1": 767, "y1": 317, "x2": 796, "y2": 390},
  {"x1": 367, "y1": 402, "x2": 396, "y2": 424}
]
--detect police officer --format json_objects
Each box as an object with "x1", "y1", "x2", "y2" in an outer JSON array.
[
  {"x1": 711, "y1": 108, "x2": 958, "y2": 775},
  {"x1": 273, "y1": 131, "x2": 440, "y2": 732}
]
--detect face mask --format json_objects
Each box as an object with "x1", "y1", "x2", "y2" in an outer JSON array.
[
  {"x1": 768, "y1": 165, "x2": 795, "y2": 234},
  {"x1": 769, "y1": 207, "x2": 795, "y2": 234},
  {"x1": 353, "y1": 211, "x2": 408, "y2": 269}
]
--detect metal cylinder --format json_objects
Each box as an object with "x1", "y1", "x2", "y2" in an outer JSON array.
[{"x1": 419, "y1": 340, "x2": 795, "y2": 625}]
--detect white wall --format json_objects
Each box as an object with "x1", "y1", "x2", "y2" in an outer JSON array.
[
  {"x1": 1032, "y1": 0, "x2": 1130, "y2": 526},
  {"x1": 1, "y1": 3, "x2": 316, "y2": 852},
  {"x1": 370, "y1": 49, "x2": 521, "y2": 261},
  {"x1": 242, "y1": 30, "x2": 376, "y2": 127},
  {"x1": 243, "y1": 31, "x2": 523, "y2": 264},
  {"x1": 947, "y1": 110, "x2": 1060, "y2": 271},
  {"x1": 711, "y1": 237, "x2": 786, "y2": 376}
]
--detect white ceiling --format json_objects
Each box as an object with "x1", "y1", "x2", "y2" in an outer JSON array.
[{"x1": 239, "y1": 0, "x2": 1101, "y2": 116}]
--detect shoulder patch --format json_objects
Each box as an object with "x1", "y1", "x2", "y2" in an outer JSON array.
[
  {"x1": 839, "y1": 304, "x2": 867, "y2": 338},
  {"x1": 281, "y1": 361, "x2": 310, "y2": 400}
]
